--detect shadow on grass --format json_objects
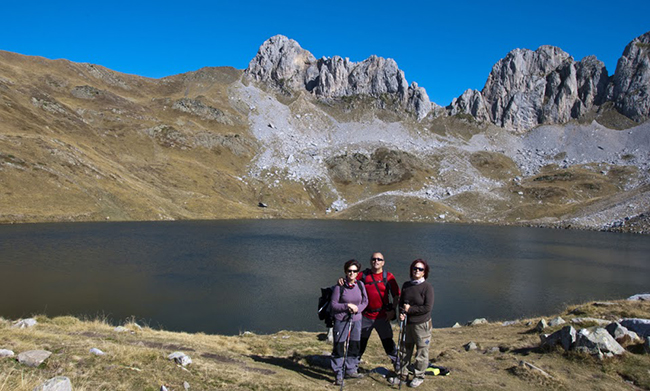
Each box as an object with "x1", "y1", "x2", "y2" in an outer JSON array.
[{"x1": 249, "y1": 354, "x2": 332, "y2": 382}]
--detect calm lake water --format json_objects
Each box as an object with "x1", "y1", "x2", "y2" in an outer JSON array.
[{"x1": 0, "y1": 220, "x2": 648, "y2": 335}]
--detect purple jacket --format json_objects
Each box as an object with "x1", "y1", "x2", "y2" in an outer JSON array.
[{"x1": 330, "y1": 282, "x2": 368, "y2": 322}]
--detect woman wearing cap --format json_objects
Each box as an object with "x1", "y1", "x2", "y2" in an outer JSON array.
[
  {"x1": 330, "y1": 259, "x2": 368, "y2": 385},
  {"x1": 392, "y1": 259, "x2": 434, "y2": 388}
]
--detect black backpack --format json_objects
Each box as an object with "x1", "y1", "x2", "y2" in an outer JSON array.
[{"x1": 317, "y1": 282, "x2": 365, "y2": 328}]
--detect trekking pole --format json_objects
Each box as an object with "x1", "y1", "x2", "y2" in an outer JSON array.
[
  {"x1": 340, "y1": 313, "x2": 353, "y2": 391},
  {"x1": 394, "y1": 315, "x2": 405, "y2": 389},
  {"x1": 398, "y1": 301, "x2": 409, "y2": 390}
]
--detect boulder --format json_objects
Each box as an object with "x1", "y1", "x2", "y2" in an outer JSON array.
[
  {"x1": 540, "y1": 325, "x2": 576, "y2": 351},
  {"x1": 645, "y1": 338, "x2": 650, "y2": 354},
  {"x1": 548, "y1": 317, "x2": 566, "y2": 327},
  {"x1": 168, "y1": 351, "x2": 192, "y2": 366},
  {"x1": 502, "y1": 320, "x2": 518, "y2": 326},
  {"x1": 33, "y1": 376, "x2": 71, "y2": 391},
  {"x1": 605, "y1": 322, "x2": 641, "y2": 346},
  {"x1": 619, "y1": 318, "x2": 650, "y2": 338},
  {"x1": 535, "y1": 319, "x2": 548, "y2": 332},
  {"x1": 0, "y1": 349, "x2": 15, "y2": 358},
  {"x1": 12, "y1": 318, "x2": 37, "y2": 329},
  {"x1": 574, "y1": 327, "x2": 625, "y2": 355},
  {"x1": 89, "y1": 348, "x2": 105, "y2": 356},
  {"x1": 452, "y1": 322, "x2": 462, "y2": 328},
  {"x1": 17, "y1": 350, "x2": 52, "y2": 367}
]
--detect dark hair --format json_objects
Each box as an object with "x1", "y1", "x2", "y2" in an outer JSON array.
[
  {"x1": 344, "y1": 259, "x2": 361, "y2": 273},
  {"x1": 410, "y1": 259, "x2": 429, "y2": 279}
]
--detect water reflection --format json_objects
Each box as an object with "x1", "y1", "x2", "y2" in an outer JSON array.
[{"x1": 0, "y1": 220, "x2": 648, "y2": 335}]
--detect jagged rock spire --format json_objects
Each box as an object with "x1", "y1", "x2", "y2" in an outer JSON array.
[{"x1": 245, "y1": 35, "x2": 432, "y2": 120}]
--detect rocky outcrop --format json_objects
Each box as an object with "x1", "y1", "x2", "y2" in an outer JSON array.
[
  {"x1": 449, "y1": 31, "x2": 650, "y2": 131},
  {"x1": 245, "y1": 35, "x2": 431, "y2": 120},
  {"x1": 326, "y1": 148, "x2": 420, "y2": 185},
  {"x1": 608, "y1": 32, "x2": 650, "y2": 121},
  {"x1": 451, "y1": 46, "x2": 609, "y2": 131}
]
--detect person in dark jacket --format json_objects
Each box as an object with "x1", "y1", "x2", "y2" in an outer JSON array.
[
  {"x1": 330, "y1": 259, "x2": 368, "y2": 385},
  {"x1": 391, "y1": 259, "x2": 434, "y2": 388}
]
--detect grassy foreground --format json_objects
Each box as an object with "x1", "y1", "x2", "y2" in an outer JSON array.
[{"x1": 1, "y1": 299, "x2": 649, "y2": 391}]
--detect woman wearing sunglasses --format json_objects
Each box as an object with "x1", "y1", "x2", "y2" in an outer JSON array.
[
  {"x1": 392, "y1": 259, "x2": 434, "y2": 388},
  {"x1": 330, "y1": 259, "x2": 368, "y2": 385}
]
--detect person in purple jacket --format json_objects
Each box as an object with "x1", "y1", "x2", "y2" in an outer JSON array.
[{"x1": 330, "y1": 259, "x2": 368, "y2": 385}]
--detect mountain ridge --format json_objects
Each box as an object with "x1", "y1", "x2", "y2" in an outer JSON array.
[{"x1": 0, "y1": 34, "x2": 649, "y2": 233}]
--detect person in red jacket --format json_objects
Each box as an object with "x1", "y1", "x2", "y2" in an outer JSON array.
[{"x1": 346, "y1": 252, "x2": 401, "y2": 368}]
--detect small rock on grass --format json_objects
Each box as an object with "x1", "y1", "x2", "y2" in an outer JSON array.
[
  {"x1": 519, "y1": 361, "x2": 552, "y2": 379},
  {"x1": 12, "y1": 318, "x2": 37, "y2": 329},
  {"x1": 464, "y1": 342, "x2": 478, "y2": 351},
  {"x1": 627, "y1": 293, "x2": 650, "y2": 301},
  {"x1": 535, "y1": 319, "x2": 548, "y2": 332},
  {"x1": 17, "y1": 350, "x2": 52, "y2": 367},
  {"x1": 168, "y1": 352, "x2": 192, "y2": 366},
  {"x1": 467, "y1": 318, "x2": 487, "y2": 326},
  {"x1": 89, "y1": 348, "x2": 105, "y2": 356},
  {"x1": 33, "y1": 376, "x2": 71, "y2": 391},
  {"x1": 0, "y1": 349, "x2": 15, "y2": 358}
]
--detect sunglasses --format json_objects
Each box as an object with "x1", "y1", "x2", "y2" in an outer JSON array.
[
  {"x1": 371, "y1": 257, "x2": 384, "y2": 262},
  {"x1": 347, "y1": 269, "x2": 359, "y2": 273},
  {"x1": 412, "y1": 267, "x2": 425, "y2": 272}
]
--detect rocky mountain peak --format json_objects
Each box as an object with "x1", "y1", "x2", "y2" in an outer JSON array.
[
  {"x1": 608, "y1": 31, "x2": 650, "y2": 121},
  {"x1": 449, "y1": 31, "x2": 650, "y2": 131},
  {"x1": 244, "y1": 35, "x2": 431, "y2": 120}
]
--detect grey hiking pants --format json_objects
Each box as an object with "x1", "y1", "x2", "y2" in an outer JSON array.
[{"x1": 331, "y1": 317, "x2": 362, "y2": 380}]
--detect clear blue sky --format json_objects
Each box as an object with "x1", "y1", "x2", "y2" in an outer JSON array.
[{"x1": 3, "y1": 0, "x2": 649, "y2": 106}]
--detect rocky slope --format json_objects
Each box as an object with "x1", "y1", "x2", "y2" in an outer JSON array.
[{"x1": 0, "y1": 32, "x2": 649, "y2": 233}]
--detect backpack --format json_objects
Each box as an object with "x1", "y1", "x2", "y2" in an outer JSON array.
[{"x1": 317, "y1": 281, "x2": 366, "y2": 328}]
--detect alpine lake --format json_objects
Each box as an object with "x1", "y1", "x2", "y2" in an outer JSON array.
[{"x1": 1, "y1": 220, "x2": 648, "y2": 335}]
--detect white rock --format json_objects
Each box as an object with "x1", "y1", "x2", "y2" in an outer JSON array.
[
  {"x1": 168, "y1": 351, "x2": 192, "y2": 366},
  {"x1": 0, "y1": 349, "x2": 15, "y2": 358},
  {"x1": 89, "y1": 348, "x2": 105, "y2": 356},
  {"x1": 33, "y1": 376, "x2": 72, "y2": 391},
  {"x1": 12, "y1": 318, "x2": 37, "y2": 329}
]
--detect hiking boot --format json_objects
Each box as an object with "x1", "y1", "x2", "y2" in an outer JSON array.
[
  {"x1": 345, "y1": 372, "x2": 364, "y2": 379},
  {"x1": 334, "y1": 378, "x2": 343, "y2": 386},
  {"x1": 409, "y1": 377, "x2": 424, "y2": 388}
]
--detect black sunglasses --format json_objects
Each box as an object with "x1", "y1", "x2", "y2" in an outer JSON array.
[
  {"x1": 412, "y1": 267, "x2": 425, "y2": 272},
  {"x1": 371, "y1": 257, "x2": 384, "y2": 261},
  {"x1": 347, "y1": 269, "x2": 359, "y2": 273}
]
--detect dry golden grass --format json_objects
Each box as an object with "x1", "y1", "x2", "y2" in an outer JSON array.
[{"x1": 1, "y1": 299, "x2": 648, "y2": 390}]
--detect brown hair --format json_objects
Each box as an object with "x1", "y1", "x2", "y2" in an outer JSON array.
[
  {"x1": 410, "y1": 258, "x2": 429, "y2": 279},
  {"x1": 344, "y1": 259, "x2": 361, "y2": 273}
]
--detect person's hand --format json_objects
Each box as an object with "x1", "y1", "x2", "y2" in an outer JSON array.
[
  {"x1": 337, "y1": 277, "x2": 345, "y2": 286},
  {"x1": 347, "y1": 303, "x2": 358, "y2": 313},
  {"x1": 399, "y1": 313, "x2": 406, "y2": 321},
  {"x1": 403, "y1": 304, "x2": 410, "y2": 313}
]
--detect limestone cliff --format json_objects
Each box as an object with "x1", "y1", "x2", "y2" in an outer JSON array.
[
  {"x1": 608, "y1": 31, "x2": 650, "y2": 121},
  {"x1": 449, "y1": 31, "x2": 649, "y2": 131},
  {"x1": 245, "y1": 35, "x2": 431, "y2": 120}
]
